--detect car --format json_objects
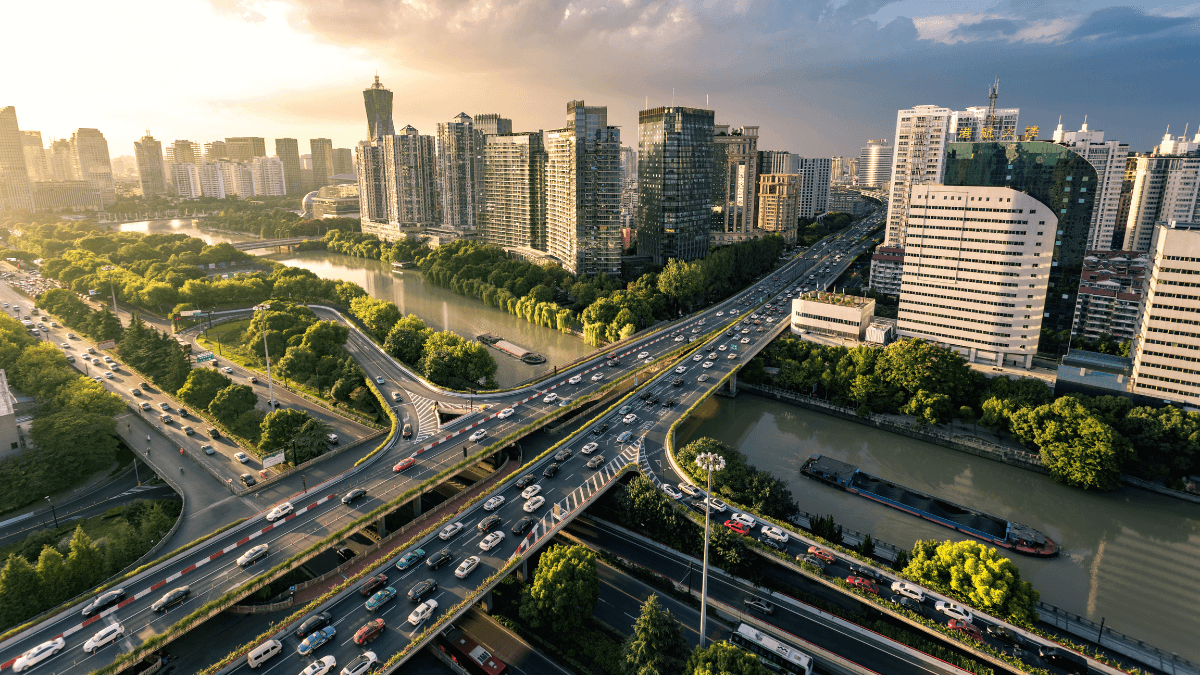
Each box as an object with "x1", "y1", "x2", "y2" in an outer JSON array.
[
  {"x1": 521, "y1": 484, "x2": 542, "y2": 500},
  {"x1": 591, "y1": 423, "x2": 608, "y2": 435},
  {"x1": 671, "y1": 378, "x2": 684, "y2": 387},
  {"x1": 638, "y1": 351, "x2": 649, "y2": 359},
  {"x1": 717, "y1": 344, "x2": 727, "y2": 351},
  {"x1": 726, "y1": 353, "x2": 739, "y2": 360},
  {"x1": 408, "y1": 599, "x2": 438, "y2": 625},
  {"x1": 266, "y1": 502, "x2": 293, "y2": 521},
  {"x1": 395, "y1": 548, "x2": 426, "y2": 570},
  {"x1": 515, "y1": 473, "x2": 536, "y2": 488},
  {"x1": 407, "y1": 578, "x2": 437, "y2": 602},
  {"x1": 674, "y1": 365, "x2": 687, "y2": 374},
  {"x1": 299, "y1": 656, "x2": 337, "y2": 675},
  {"x1": 479, "y1": 531, "x2": 505, "y2": 551},
  {"x1": 353, "y1": 618, "x2": 386, "y2": 645},
  {"x1": 726, "y1": 330, "x2": 734, "y2": 337},
  {"x1": 390, "y1": 391, "x2": 400, "y2": 401},
  {"x1": 296, "y1": 612, "x2": 334, "y2": 639},
  {"x1": 455, "y1": 555, "x2": 481, "y2": 578},
  {"x1": 743, "y1": 598, "x2": 775, "y2": 615},
  {"x1": 716, "y1": 311, "x2": 724, "y2": 317},
  {"x1": 376, "y1": 376, "x2": 385, "y2": 384},
  {"x1": 477, "y1": 514, "x2": 501, "y2": 531},
  {"x1": 622, "y1": 413, "x2": 638, "y2": 424},
  {"x1": 848, "y1": 564, "x2": 886, "y2": 585},
  {"x1": 240, "y1": 473, "x2": 257, "y2": 486},
  {"x1": 568, "y1": 374, "x2": 582, "y2": 384},
  {"x1": 341, "y1": 652, "x2": 380, "y2": 675},
  {"x1": 523, "y1": 495, "x2": 545, "y2": 512},
  {"x1": 365, "y1": 586, "x2": 397, "y2": 612},
  {"x1": 402, "y1": 423, "x2": 413, "y2": 438},
  {"x1": 618, "y1": 404, "x2": 632, "y2": 414},
  {"x1": 359, "y1": 573, "x2": 388, "y2": 596},
  {"x1": 469, "y1": 429, "x2": 488, "y2": 442},
  {"x1": 702, "y1": 361, "x2": 714, "y2": 368},
  {"x1": 342, "y1": 488, "x2": 367, "y2": 504},
  {"x1": 60, "y1": 342, "x2": 70, "y2": 349},
  {"x1": 439, "y1": 521, "x2": 464, "y2": 540},
  {"x1": 985, "y1": 624, "x2": 1024, "y2": 645},
  {"x1": 891, "y1": 581, "x2": 925, "y2": 601},
  {"x1": 511, "y1": 516, "x2": 535, "y2": 534},
  {"x1": 159, "y1": 413, "x2": 172, "y2": 423},
  {"x1": 393, "y1": 457, "x2": 416, "y2": 472},
  {"x1": 232, "y1": 451, "x2": 249, "y2": 463},
  {"x1": 296, "y1": 626, "x2": 336, "y2": 655},
  {"x1": 426, "y1": 548, "x2": 453, "y2": 570},
  {"x1": 846, "y1": 576, "x2": 879, "y2": 594},
  {"x1": 210, "y1": 427, "x2": 221, "y2": 438},
  {"x1": 497, "y1": 407, "x2": 515, "y2": 419},
  {"x1": 678, "y1": 482, "x2": 701, "y2": 497},
  {"x1": 554, "y1": 448, "x2": 572, "y2": 461},
  {"x1": 543, "y1": 462, "x2": 559, "y2": 477},
  {"x1": 543, "y1": 392, "x2": 558, "y2": 403},
  {"x1": 557, "y1": 397, "x2": 572, "y2": 407},
  {"x1": 182, "y1": 425, "x2": 194, "y2": 435},
  {"x1": 326, "y1": 433, "x2": 339, "y2": 444},
  {"x1": 675, "y1": 334, "x2": 685, "y2": 341},
  {"x1": 249, "y1": 376, "x2": 259, "y2": 384},
  {"x1": 759, "y1": 535, "x2": 786, "y2": 552},
  {"x1": 83, "y1": 622, "x2": 124, "y2": 653},
  {"x1": 692, "y1": 353, "x2": 703, "y2": 361},
  {"x1": 591, "y1": 372, "x2": 604, "y2": 381},
  {"x1": 797, "y1": 554, "x2": 826, "y2": 572},
  {"x1": 586, "y1": 455, "x2": 605, "y2": 469},
  {"x1": 705, "y1": 497, "x2": 728, "y2": 513},
  {"x1": 483, "y1": 495, "x2": 505, "y2": 511},
  {"x1": 730, "y1": 512, "x2": 755, "y2": 528},
  {"x1": 88, "y1": 347, "x2": 97, "y2": 354},
  {"x1": 948, "y1": 620, "x2": 983, "y2": 641},
  {"x1": 740, "y1": 338, "x2": 750, "y2": 344},
  {"x1": 82, "y1": 588, "x2": 126, "y2": 617},
  {"x1": 661, "y1": 484, "x2": 683, "y2": 499},
  {"x1": 580, "y1": 442, "x2": 599, "y2": 455},
  {"x1": 723, "y1": 519, "x2": 750, "y2": 535},
  {"x1": 757, "y1": 526, "x2": 787, "y2": 544},
  {"x1": 12, "y1": 638, "x2": 65, "y2": 672},
  {"x1": 151, "y1": 586, "x2": 190, "y2": 611},
  {"x1": 935, "y1": 601, "x2": 973, "y2": 623},
  {"x1": 336, "y1": 545, "x2": 355, "y2": 561},
  {"x1": 237, "y1": 544, "x2": 269, "y2": 566}
]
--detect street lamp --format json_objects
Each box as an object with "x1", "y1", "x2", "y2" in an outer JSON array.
[
  {"x1": 253, "y1": 303, "x2": 276, "y2": 408},
  {"x1": 694, "y1": 451, "x2": 725, "y2": 649},
  {"x1": 100, "y1": 265, "x2": 119, "y2": 315},
  {"x1": 45, "y1": 496, "x2": 58, "y2": 529}
]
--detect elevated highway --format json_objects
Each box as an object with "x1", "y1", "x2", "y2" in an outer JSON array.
[{"x1": 229, "y1": 236, "x2": 322, "y2": 251}]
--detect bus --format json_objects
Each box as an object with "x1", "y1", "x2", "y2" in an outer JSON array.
[
  {"x1": 443, "y1": 626, "x2": 507, "y2": 675},
  {"x1": 730, "y1": 623, "x2": 813, "y2": 675}
]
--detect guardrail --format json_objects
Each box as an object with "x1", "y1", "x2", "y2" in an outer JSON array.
[{"x1": 1036, "y1": 602, "x2": 1199, "y2": 675}]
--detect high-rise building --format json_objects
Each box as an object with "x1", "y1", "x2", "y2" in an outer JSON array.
[
  {"x1": 224, "y1": 137, "x2": 266, "y2": 163},
  {"x1": 363, "y1": 75, "x2": 395, "y2": 142},
  {"x1": 1130, "y1": 221, "x2": 1200, "y2": 404},
  {"x1": 436, "y1": 113, "x2": 479, "y2": 232},
  {"x1": 1052, "y1": 118, "x2": 1129, "y2": 250},
  {"x1": 168, "y1": 140, "x2": 200, "y2": 167},
  {"x1": 480, "y1": 132, "x2": 546, "y2": 251},
  {"x1": 474, "y1": 114, "x2": 513, "y2": 136},
  {"x1": 831, "y1": 156, "x2": 846, "y2": 183},
  {"x1": 274, "y1": 139, "x2": 301, "y2": 195},
  {"x1": 796, "y1": 157, "x2": 831, "y2": 218},
  {"x1": 310, "y1": 138, "x2": 334, "y2": 189},
  {"x1": 332, "y1": 148, "x2": 354, "y2": 177},
  {"x1": 20, "y1": 131, "x2": 50, "y2": 182},
  {"x1": 204, "y1": 140, "x2": 227, "y2": 163},
  {"x1": 847, "y1": 157, "x2": 859, "y2": 183},
  {"x1": 620, "y1": 146, "x2": 637, "y2": 183},
  {"x1": 710, "y1": 124, "x2": 759, "y2": 246},
  {"x1": 1113, "y1": 155, "x2": 1140, "y2": 250},
  {"x1": 198, "y1": 163, "x2": 227, "y2": 199},
  {"x1": 897, "y1": 185, "x2": 1055, "y2": 368},
  {"x1": 111, "y1": 155, "x2": 138, "y2": 178},
  {"x1": 1120, "y1": 133, "x2": 1200, "y2": 251},
  {"x1": 756, "y1": 174, "x2": 799, "y2": 243},
  {"x1": 949, "y1": 105, "x2": 1020, "y2": 143},
  {"x1": 545, "y1": 100, "x2": 622, "y2": 276},
  {"x1": 356, "y1": 140, "x2": 387, "y2": 227},
  {"x1": 133, "y1": 131, "x2": 168, "y2": 197},
  {"x1": 170, "y1": 163, "x2": 202, "y2": 199},
  {"x1": 883, "y1": 106, "x2": 954, "y2": 247},
  {"x1": 251, "y1": 156, "x2": 287, "y2": 196},
  {"x1": 47, "y1": 139, "x2": 75, "y2": 181},
  {"x1": 0, "y1": 107, "x2": 33, "y2": 212},
  {"x1": 225, "y1": 161, "x2": 256, "y2": 197},
  {"x1": 857, "y1": 140, "x2": 892, "y2": 188},
  {"x1": 70, "y1": 128, "x2": 115, "y2": 207},
  {"x1": 637, "y1": 105, "x2": 714, "y2": 264},
  {"x1": 382, "y1": 126, "x2": 439, "y2": 230},
  {"x1": 1072, "y1": 249, "x2": 1147, "y2": 342}
]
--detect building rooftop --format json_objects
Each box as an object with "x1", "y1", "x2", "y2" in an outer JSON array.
[
  {"x1": 797, "y1": 291, "x2": 873, "y2": 309},
  {"x1": 0, "y1": 370, "x2": 12, "y2": 417}
]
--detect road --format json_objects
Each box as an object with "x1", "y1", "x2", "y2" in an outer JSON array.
[{"x1": 0, "y1": 472, "x2": 172, "y2": 549}]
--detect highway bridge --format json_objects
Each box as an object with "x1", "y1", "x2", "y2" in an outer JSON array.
[{"x1": 229, "y1": 236, "x2": 322, "y2": 251}]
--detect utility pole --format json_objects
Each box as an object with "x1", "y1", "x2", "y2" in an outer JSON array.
[
  {"x1": 695, "y1": 452, "x2": 725, "y2": 648},
  {"x1": 45, "y1": 496, "x2": 59, "y2": 528},
  {"x1": 254, "y1": 303, "x2": 276, "y2": 407}
]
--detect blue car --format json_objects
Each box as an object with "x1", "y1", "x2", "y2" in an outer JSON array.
[
  {"x1": 395, "y1": 548, "x2": 425, "y2": 571},
  {"x1": 296, "y1": 626, "x2": 336, "y2": 655},
  {"x1": 365, "y1": 586, "x2": 397, "y2": 612}
]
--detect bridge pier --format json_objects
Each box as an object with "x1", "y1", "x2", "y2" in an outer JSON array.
[
  {"x1": 716, "y1": 371, "x2": 739, "y2": 398},
  {"x1": 477, "y1": 589, "x2": 494, "y2": 615},
  {"x1": 377, "y1": 516, "x2": 387, "y2": 538},
  {"x1": 412, "y1": 492, "x2": 422, "y2": 517}
]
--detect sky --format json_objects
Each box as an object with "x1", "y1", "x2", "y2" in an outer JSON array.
[{"x1": 4, "y1": 0, "x2": 1200, "y2": 160}]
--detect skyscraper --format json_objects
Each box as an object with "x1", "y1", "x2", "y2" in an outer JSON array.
[
  {"x1": 199, "y1": 163, "x2": 226, "y2": 199},
  {"x1": 169, "y1": 140, "x2": 200, "y2": 167},
  {"x1": 0, "y1": 107, "x2": 33, "y2": 212},
  {"x1": 481, "y1": 132, "x2": 546, "y2": 250},
  {"x1": 70, "y1": 128, "x2": 115, "y2": 207},
  {"x1": 796, "y1": 157, "x2": 832, "y2": 218},
  {"x1": 171, "y1": 163, "x2": 202, "y2": 199},
  {"x1": 356, "y1": 140, "x2": 387, "y2": 227},
  {"x1": 21, "y1": 131, "x2": 50, "y2": 182},
  {"x1": 474, "y1": 114, "x2": 513, "y2": 136},
  {"x1": 637, "y1": 105, "x2": 715, "y2": 264},
  {"x1": 756, "y1": 173, "x2": 800, "y2": 243},
  {"x1": 133, "y1": 131, "x2": 168, "y2": 197},
  {"x1": 436, "y1": 113, "x2": 478, "y2": 232},
  {"x1": 856, "y1": 140, "x2": 892, "y2": 188},
  {"x1": 204, "y1": 140, "x2": 227, "y2": 163},
  {"x1": 310, "y1": 138, "x2": 334, "y2": 189},
  {"x1": 251, "y1": 156, "x2": 287, "y2": 196},
  {"x1": 1052, "y1": 118, "x2": 1129, "y2": 250},
  {"x1": 225, "y1": 137, "x2": 266, "y2": 162},
  {"x1": 545, "y1": 100, "x2": 622, "y2": 276},
  {"x1": 333, "y1": 148, "x2": 354, "y2": 177},
  {"x1": 382, "y1": 126, "x2": 438, "y2": 229},
  {"x1": 47, "y1": 139, "x2": 75, "y2": 181},
  {"x1": 883, "y1": 106, "x2": 954, "y2": 247},
  {"x1": 1119, "y1": 130, "x2": 1200, "y2": 251},
  {"x1": 1130, "y1": 221, "x2": 1200, "y2": 404},
  {"x1": 363, "y1": 75, "x2": 395, "y2": 142},
  {"x1": 710, "y1": 124, "x2": 759, "y2": 246},
  {"x1": 274, "y1": 139, "x2": 301, "y2": 195}
]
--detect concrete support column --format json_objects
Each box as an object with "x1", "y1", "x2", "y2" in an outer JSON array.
[
  {"x1": 377, "y1": 516, "x2": 387, "y2": 538},
  {"x1": 516, "y1": 558, "x2": 529, "y2": 583},
  {"x1": 995, "y1": 352, "x2": 1003, "y2": 366},
  {"x1": 412, "y1": 492, "x2": 422, "y2": 517},
  {"x1": 478, "y1": 589, "x2": 493, "y2": 614},
  {"x1": 1024, "y1": 352, "x2": 1033, "y2": 369},
  {"x1": 728, "y1": 371, "x2": 738, "y2": 396},
  {"x1": 969, "y1": 347, "x2": 977, "y2": 363}
]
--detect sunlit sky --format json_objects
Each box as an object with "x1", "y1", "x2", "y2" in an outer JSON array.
[{"x1": 5, "y1": 0, "x2": 1199, "y2": 160}]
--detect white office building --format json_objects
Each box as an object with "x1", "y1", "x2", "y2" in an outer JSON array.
[
  {"x1": 436, "y1": 113, "x2": 479, "y2": 232},
  {"x1": 1131, "y1": 221, "x2": 1200, "y2": 404},
  {"x1": 1053, "y1": 118, "x2": 1130, "y2": 250},
  {"x1": 250, "y1": 156, "x2": 287, "y2": 196},
  {"x1": 170, "y1": 163, "x2": 202, "y2": 199},
  {"x1": 797, "y1": 157, "x2": 831, "y2": 218},
  {"x1": 857, "y1": 140, "x2": 892, "y2": 188},
  {"x1": 1121, "y1": 144, "x2": 1200, "y2": 252},
  {"x1": 198, "y1": 162, "x2": 227, "y2": 199}
]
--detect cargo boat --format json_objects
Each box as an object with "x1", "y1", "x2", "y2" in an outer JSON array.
[
  {"x1": 476, "y1": 334, "x2": 546, "y2": 365},
  {"x1": 801, "y1": 454, "x2": 1058, "y2": 557}
]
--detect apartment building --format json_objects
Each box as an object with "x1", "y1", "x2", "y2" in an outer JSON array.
[
  {"x1": 170, "y1": 163, "x2": 202, "y2": 199},
  {"x1": 250, "y1": 156, "x2": 287, "y2": 196},
  {"x1": 710, "y1": 125, "x2": 759, "y2": 246},
  {"x1": 133, "y1": 132, "x2": 167, "y2": 197},
  {"x1": 1072, "y1": 250, "x2": 1147, "y2": 341},
  {"x1": 1052, "y1": 118, "x2": 1129, "y2": 251},
  {"x1": 1131, "y1": 221, "x2": 1200, "y2": 404},
  {"x1": 1120, "y1": 149, "x2": 1200, "y2": 252},
  {"x1": 481, "y1": 132, "x2": 547, "y2": 251},
  {"x1": 637, "y1": 105, "x2": 714, "y2": 264}
]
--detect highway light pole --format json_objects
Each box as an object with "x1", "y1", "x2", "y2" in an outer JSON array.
[
  {"x1": 253, "y1": 303, "x2": 275, "y2": 407},
  {"x1": 695, "y1": 451, "x2": 725, "y2": 649},
  {"x1": 100, "y1": 265, "x2": 119, "y2": 315},
  {"x1": 45, "y1": 496, "x2": 58, "y2": 528}
]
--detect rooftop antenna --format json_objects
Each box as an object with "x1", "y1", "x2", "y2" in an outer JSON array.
[
  {"x1": 672, "y1": 88, "x2": 675, "y2": 106},
  {"x1": 984, "y1": 77, "x2": 999, "y2": 139}
]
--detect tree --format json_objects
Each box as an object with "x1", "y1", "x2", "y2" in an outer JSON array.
[
  {"x1": 259, "y1": 409, "x2": 310, "y2": 455},
  {"x1": 35, "y1": 546, "x2": 70, "y2": 606},
  {"x1": 958, "y1": 406, "x2": 976, "y2": 434},
  {"x1": 383, "y1": 314, "x2": 431, "y2": 365},
  {"x1": 878, "y1": 339, "x2": 979, "y2": 406},
  {"x1": 657, "y1": 258, "x2": 706, "y2": 311},
  {"x1": 0, "y1": 554, "x2": 41, "y2": 628},
  {"x1": 624, "y1": 595, "x2": 691, "y2": 675},
  {"x1": 420, "y1": 331, "x2": 497, "y2": 388},
  {"x1": 904, "y1": 539, "x2": 1039, "y2": 625},
  {"x1": 207, "y1": 384, "x2": 257, "y2": 425},
  {"x1": 350, "y1": 295, "x2": 403, "y2": 339},
  {"x1": 1010, "y1": 397, "x2": 1131, "y2": 490},
  {"x1": 176, "y1": 368, "x2": 233, "y2": 411},
  {"x1": 902, "y1": 389, "x2": 953, "y2": 426},
  {"x1": 293, "y1": 417, "x2": 333, "y2": 464},
  {"x1": 683, "y1": 640, "x2": 771, "y2": 675},
  {"x1": 519, "y1": 544, "x2": 599, "y2": 635},
  {"x1": 64, "y1": 526, "x2": 104, "y2": 591}
]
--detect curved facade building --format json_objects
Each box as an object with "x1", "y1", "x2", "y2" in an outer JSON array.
[{"x1": 857, "y1": 140, "x2": 892, "y2": 188}]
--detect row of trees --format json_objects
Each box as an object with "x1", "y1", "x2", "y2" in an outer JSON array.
[
  {"x1": 674, "y1": 438, "x2": 799, "y2": 522},
  {"x1": 198, "y1": 201, "x2": 358, "y2": 239},
  {"x1": 36, "y1": 288, "x2": 123, "y2": 343},
  {"x1": 355, "y1": 306, "x2": 497, "y2": 389},
  {"x1": 797, "y1": 211, "x2": 854, "y2": 246}
]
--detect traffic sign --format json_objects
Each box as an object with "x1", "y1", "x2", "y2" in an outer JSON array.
[
  {"x1": 196, "y1": 352, "x2": 215, "y2": 363},
  {"x1": 180, "y1": 310, "x2": 203, "y2": 317}
]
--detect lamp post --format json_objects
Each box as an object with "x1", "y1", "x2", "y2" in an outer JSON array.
[
  {"x1": 253, "y1": 303, "x2": 275, "y2": 407},
  {"x1": 694, "y1": 451, "x2": 725, "y2": 649},
  {"x1": 100, "y1": 265, "x2": 119, "y2": 315},
  {"x1": 45, "y1": 496, "x2": 58, "y2": 529}
]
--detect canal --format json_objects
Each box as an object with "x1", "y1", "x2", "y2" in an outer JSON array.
[{"x1": 677, "y1": 393, "x2": 1200, "y2": 663}]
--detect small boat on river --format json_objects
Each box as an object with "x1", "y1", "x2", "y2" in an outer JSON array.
[{"x1": 476, "y1": 334, "x2": 546, "y2": 365}]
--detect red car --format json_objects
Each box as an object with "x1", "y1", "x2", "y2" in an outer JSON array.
[
  {"x1": 723, "y1": 520, "x2": 750, "y2": 536},
  {"x1": 948, "y1": 620, "x2": 983, "y2": 641},
  {"x1": 354, "y1": 618, "x2": 386, "y2": 645},
  {"x1": 808, "y1": 546, "x2": 835, "y2": 564},
  {"x1": 393, "y1": 457, "x2": 416, "y2": 472},
  {"x1": 359, "y1": 573, "x2": 388, "y2": 597},
  {"x1": 846, "y1": 576, "x2": 878, "y2": 594}
]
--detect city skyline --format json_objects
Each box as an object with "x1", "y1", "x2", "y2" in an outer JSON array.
[{"x1": 4, "y1": 0, "x2": 1199, "y2": 159}]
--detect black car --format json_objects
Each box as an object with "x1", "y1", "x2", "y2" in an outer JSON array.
[
  {"x1": 743, "y1": 598, "x2": 775, "y2": 615},
  {"x1": 608, "y1": 359, "x2": 620, "y2": 367},
  {"x1": 985, "y1": 624, "x2": 1024, "y2": 645},
  {"x1": 650, "y1": 395, "x2": 660, "y2": 404},
  {"x1": 408, "y1": 578, "x2": 437, "y2": 602},
  {"x1": 888, "y1": 596, "x2": 925, "y2": 615},
  {"x1": 477, "y1": 514, "x2": 502, "y2": 532},
  {"x1": 239, "y1": 473, "x2": 256, "y2": 487},
  {"x1": 706, "y1": 344, "x2": 715, "y2": 351},
  {"x1": 591, "y1": 425, "x2": 604, "y2": 435},
  {"x1": 726, "y1": 330, "x2": 734, "y2": 336},
  {"x1": 151, "y1": 586, "x2": 190, "y2": 612},
  {"x1": 511, "y1": 517, "x2": 535, "y2": 534},
  {"x1": 295, "y1": 612, "x2": 333, "y2": 639},
  {"x1": 759, "y1": 536, "x2": 786, "y2": 552},
  {"x1": 1037, "y1": 647, "x2": 1087, "y2": 675},
  {"x1": 640, "y1": 392, "x2": 652, "y2": 401},
  {"x1": 849, "y1": 564, "x2": 886, "y2": 585},
  {"x1": 336, "y1": 547, "x2": 356, "y2": 560},
  {"x1": 688, "y1": 499, "x2": 710, "y2": 514},
  {"x1": 543, "y1": 462, "x2": 560, "y2": 478},
  {"x1": 426, "y1": 549, "x2": 453, "y2": 570},
  {"x1": 81, "y1": 588, "x2": 126, "y2": 617},
  {"x1": 515, "y1": 473, "x2": 536, "y2": 488},
  {"x1": 554, "y1": 448, "x2": 572, "y2": 462},
  {"x1": 341, "y1": 488, "x2": 367, "y2": 505},
  {"x1": 662, "y1": 399, "x2": 676, "y2": 408}
]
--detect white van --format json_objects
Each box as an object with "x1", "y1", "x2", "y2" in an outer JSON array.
[{"x1": 246, "y1": 639, "x2": 282, "y2": 668}]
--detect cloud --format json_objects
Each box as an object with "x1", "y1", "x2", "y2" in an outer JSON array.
[
  {"x1": 953, "y1": 17, "x2": 1021, "y2": 37},
  {"x1": 1067, "y1": 6, "x2": 1196, "y2": 40}
]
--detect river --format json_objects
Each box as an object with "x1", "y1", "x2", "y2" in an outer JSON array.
[
  {"x1": 677, "y1": 393, "x2": 1200, "y2": 662},
  {"x1": 117, "y1": 220, "x2": 596, "y2": 387}
]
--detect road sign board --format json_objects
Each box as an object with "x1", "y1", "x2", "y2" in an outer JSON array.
[
  {"x1": 180, "y1": 310, "x2": 203, "y2": 317},
  {"x1": 196, "y1": 352, "x2": 215, "y2": 363},
  {"x1": 263, "y1": 452, "x2": 286, "y2": 469}
]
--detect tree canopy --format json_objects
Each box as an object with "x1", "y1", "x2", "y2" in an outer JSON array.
[
  {"x1": 624, "y1": 595, "x2": 692, "y2": 675},
  {"x1": 519, "y1": 544, "x2": 599, "y2": 636},
  {"x1": 904, "y1": 539, "x2": 1040, "y2": 625}
]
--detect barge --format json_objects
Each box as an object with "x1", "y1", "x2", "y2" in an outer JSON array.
[
  {"x1": 801, "y1": 454, "x2": 1058, "y2": 557},
  {"x1": 476, "y1": 334, "x2": 546, "y2": 365}
]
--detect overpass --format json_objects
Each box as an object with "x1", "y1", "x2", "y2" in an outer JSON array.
[{"x1": 230, "y1": 236, "x2": 322, "y2": 251}]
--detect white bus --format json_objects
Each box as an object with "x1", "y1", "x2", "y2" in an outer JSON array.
[{"x1": 729, "y1": 623, "x2": 813, "y2": 675}]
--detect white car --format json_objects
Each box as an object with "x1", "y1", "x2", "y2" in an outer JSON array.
[
  {"x1": 439, "y1": 522, "x2": 464, "y2": 540},
  {"x1": 702, "y1": 361, "x2": 714, "y2": 369},
  {"x1": 455, "y1": 555, "x2": 480, "y2": 579},
  {"x1": 469, "y1": 429, "x2": 488, "y2": 442},
  {"x1": 591, "y1": 372, "x2": 604, "y2": 381},
  {"x1": 408, "y1": 599, "x2": 438, "y2": 625},
  {"x1": 718, "y1": 344, "x2": 728, "y2": 351},
  {"x1": 375, "y1": 376, "x2": 385, "y2": 384},
  {"x1": 692, "y1": 353, "x2": 703, "y2": 361},
  {"x1": 661, "y1": 484, "x2": 683, "y2": 499},
  {"x1": 678, "y1": 482, "x2": 701, "y2": 497},
  {"x1": 13, "y1": 638, "x2": 65, "y2": 671},
  {"x1": 497, "y1": 408, "x2": 515, "y2": 419},
  {"x1": 223, "y1": 366, "x2": 234, "y2": 373},
  {"x1": 237, "y1": 544, "x2": 269, "y2": 567},
  {"x1": 674, "y1": 366, "x2": 687, "y2": 374},
  {"x1": 300, "y1": 656, "x2": 337, "y2": 675},
  {"x1": 340, "y1": 652, "x2": 379, "y2": 675},
  {"x1": 523, "y1": 496, "x2": 545, "y2": 512},
  {"x1": 266, "y1": 502, "x2": 293, "y2": 522},
  {"x1": 740, "y1": 338, "x2": 750, "y2": 344},
  {"x1": 935, "y1": 601, "x2": 973, "y2": 623},
  {"x1": 760, "y1": 525, "x2": 789, "y2": 543},
  {"x1": 104, "y1": 371, "x2": 113, "y2": 379},
  {"x1": 543, "y1": 392, "x2": 558, "y2": 403},
  {"x1": 622, "y1": 413, "x2": 638, "y2": 424},
  {"x1": 483, "y1": 495, "x2": 505, "y2": 511},
  {"x1": 235, "y1": 452, "x2": 250, "y2": 463},
  {"x1": 580, "y1": 442, "x2": 599, "y2": 454},
  {"x1": 891, "y1": 581, "x2": 925, "y2": 601},
  {"x1": 698, "y1": 374, "x2": 710, "y2": 382},
  {"x1": 83, "y1": 623, "x2": 124, "y2": 653},
  {"x1": 479, "y1": 531, "x2": 505, "y2": 551},
  {"x1": 521, "y1": 485, "x2": 542, "y2": 500},
  {"x1": 674, "y1": 335, "x2": 685, "y2": 342},
  {"x1": 568, "y1": 375, "x2": 582, "y2": 384},
  {"x1": 638, "y1": 351, "x2": 649, "y2": 359},
  {"x1": 730, "y1": 512, "x2": 755, "y2": 528},
  {"x1": 391, "y1": 391, "x2": 401, "y2": 401},
  {"x1": 705, "y1": 497, "x2": 728, "y2": 513},
  {"x1": 716, "y1": 311, "x2": 724, "y2": 317}
]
